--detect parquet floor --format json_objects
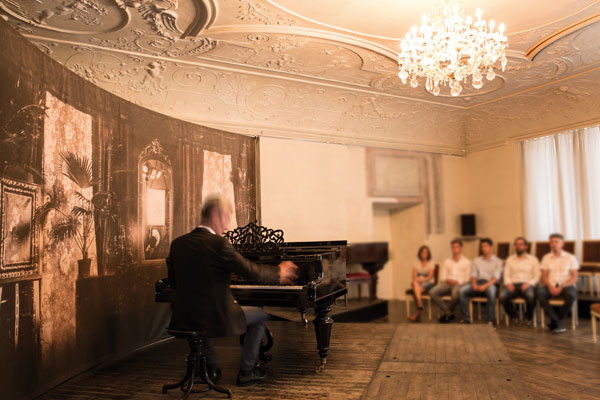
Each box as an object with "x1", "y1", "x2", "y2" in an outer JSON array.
[
  {"x1": 364, "y1": 324, "x2": 531, "y2": 399},
  {"x1": 38, "y1": 321, "x2": 396, "y2": 400},
  {"x1": 36, "y1": 300, "x2": 600, "y2": 400}
]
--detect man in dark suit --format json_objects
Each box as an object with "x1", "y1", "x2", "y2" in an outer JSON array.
[{"x1": 168, "y1": 196, "x2": 297, "y2": 386}]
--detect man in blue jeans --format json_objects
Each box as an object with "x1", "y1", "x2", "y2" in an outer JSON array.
[
  {"x1": 537, "y1": 233, "x2": 579, "y2": 334},
  {"x1": 459, "y1": 238, "x2": 503, "y2": 326},
  {"x1": 500, "y1": 237, "x2": 539, "y2": 326}
]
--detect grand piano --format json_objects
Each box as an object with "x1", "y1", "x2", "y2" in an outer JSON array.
[{"x1": 155, "y1": 222, "x2": 347, "y2": 371}]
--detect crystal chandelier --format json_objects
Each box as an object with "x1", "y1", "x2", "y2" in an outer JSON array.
[{"x1": 397, "y1": 1, "x2": 508, "y2": 96}]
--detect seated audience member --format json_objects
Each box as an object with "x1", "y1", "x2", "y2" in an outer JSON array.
[
  {"x1": 430, "y1": 239, "x2": 471, "y2": 323},
  {"x1": 408, "y1": 245, "x2": 435, "y2": 322},
  {"x1": 537, "y1": 233, "x2": 579, "y2": 334},
  {"x1": 500, "y1": 237, "x2": 540, "y2": 326},
  {"x1": 459, "y1": 238, "x2": 503, "y2": 326}
]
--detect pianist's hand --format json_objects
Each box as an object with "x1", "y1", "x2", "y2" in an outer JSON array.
[{"x1": 278, "y1": 261, "x2": 299, "y2": 284}]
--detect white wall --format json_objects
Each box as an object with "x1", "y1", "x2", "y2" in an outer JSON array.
[
  {"x1": 260, "y1": 137, "x2": 373, "y2": 242},
  {"x1": 259, "y1": 137, "x2": 476, "y2": 300},
  {"x1": 465, "y1": 142, "x2": 523, "y2": 243}
]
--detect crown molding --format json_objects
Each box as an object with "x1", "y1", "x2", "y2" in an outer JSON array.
[
  {"x1": 178, "y1": 117, "x2": 467, "y2": 156},
  {"x1": 525, "y1": 13, "x2": 600, "y2": 60}
]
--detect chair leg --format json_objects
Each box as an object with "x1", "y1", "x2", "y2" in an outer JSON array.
[
  {"x1": 495, "y1": 303, "x2": 499, "y2": 326},
  {"x1": 406, "y1": 296, "x2": 411, "y2": 317},
  {"x1": 540, "y1": 303, "x2": 545, "y2": 328},
  {"x1": 593, "y1": 314, "x2": 597, "y2": 343},
  {"x1": 469, "y1": 301, "x2": 473, "y2": 322},
  {"x1": 427, "y1": 298, "x2": 432, "y2": 320},
  {"x1": 572, "y1": 303, "x2": 576, "y2": 331}
]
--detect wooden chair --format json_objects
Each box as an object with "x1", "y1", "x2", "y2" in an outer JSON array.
[
  {"x1": 501, "y1": 298, "x2": 537, "y2": 327},
  {"x1": 539, "y1": 298, "x2": 578, "y2": 330},
  {"x1": 405, "y1": 264, "x2": 439, "y2": 320},
  {"x1": 468, "y1": 295, "x2": 500, "y2": 325},
  {"x1": 591, "y1": 303, "x2": 600, "y2": 343},
  {"x1": 580, "y1": 240, "x2": 600, "y2": 297},
  {"x1": 534, "y1": 240, "x2": 575, "y2": 261}
]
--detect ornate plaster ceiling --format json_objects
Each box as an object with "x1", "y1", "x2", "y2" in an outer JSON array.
[{"x1": 2, "y1": 0, "x2": 600, "y2": 154}]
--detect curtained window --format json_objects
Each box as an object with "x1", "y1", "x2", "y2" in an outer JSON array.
[{"x1": 520, "y1": 125, "x2": 600, "y2": 242}]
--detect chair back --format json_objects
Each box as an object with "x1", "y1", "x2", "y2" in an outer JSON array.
[
  {"x1": 582, "y1": 240, "x2": 600, "y2": 264},
  {"x1": 534, "y1": 242, "x2": 550, "y2": 261},
  {"x1": 496, "y1": 242, "x2": 510, "y2": 260},
  {"x1": 564, "y1": 241, "x2": 575, "y2": 255}
]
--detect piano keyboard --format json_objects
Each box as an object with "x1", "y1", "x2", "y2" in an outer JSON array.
[{"x1": 230, "y1": 285, "x2": 304, "y2": 290}]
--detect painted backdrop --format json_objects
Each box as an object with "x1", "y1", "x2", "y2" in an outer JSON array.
[{"x1": 0, "y1": 19, "x2": 257, "y2": 400}]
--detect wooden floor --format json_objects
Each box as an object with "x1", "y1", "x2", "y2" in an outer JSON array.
[
  {"x1": 37, "y1": 300, "x2": 600, "y2": 400},
  {"x1": 38, "y1": 321, "x2": 396, "y2": 400},
  {"x1": 364, "y1": 324, "x2": 531, "y2": 399}
]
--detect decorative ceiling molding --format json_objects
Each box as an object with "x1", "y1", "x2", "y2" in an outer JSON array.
[
  {"x1": 525, "y1": 12, "x2": 600, "y2": 60},
  {"x1": 2, "y1": 1, "x2": 600, "y2": 154}
]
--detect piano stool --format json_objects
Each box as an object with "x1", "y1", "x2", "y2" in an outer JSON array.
[
  {"x1": 591, "y1": 303, "x2": 600, "y2": 343},
  {"x1": 346, "y1": 272, "x2": 372, "y2": 301},
  {"x1": 162, "y1": 330, "x2": 232, "y2": 399},
  {"x1": 404, "y1": 290, "x2": 433, "y2": 320}
]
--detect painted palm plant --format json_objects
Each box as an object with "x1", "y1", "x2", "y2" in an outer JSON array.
[{"x1": 36, "y1": 151, "x2": 115, "y2": 276}]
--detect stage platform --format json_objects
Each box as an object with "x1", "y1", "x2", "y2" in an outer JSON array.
[
  {"x1": 38, "y1": 321, "x2": 531, "y2": 400},
  {"x1": 266, "y1": 298, "x2": 389, "y2": 323}
]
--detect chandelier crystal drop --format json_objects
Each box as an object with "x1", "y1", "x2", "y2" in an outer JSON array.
[{"x1": 397, "y1": 1, "x2": 508, "y2": 97}]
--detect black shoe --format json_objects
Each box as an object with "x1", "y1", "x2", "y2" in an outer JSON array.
[
  {"x1": 197, "y1": 365, "x2": 222, "y2": 384},
  {"x1": 525, "y1": 319, "x2": 534, "y2": 328},
  {"x1": 447, "y1": 314, "x2": 456, "y2": 323},
  {"x1": 236, "y1": 366, "x2": 268, "y2": 387},
  {"x1": 552, "y1": 322, "x2": 567, "y2": 334},
  {"x1": 438, "y1": 314, "x2": 449, "y2": 323},
  {"x1": 547, "y1": 320, "x2": 558, "y2": 332},
  {"x1": 459, "y1": 320, "x2": 470, "y2": 324}
]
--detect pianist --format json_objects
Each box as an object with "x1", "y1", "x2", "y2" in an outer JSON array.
[{"x1": 167, "y1": 196, "x2": 298, "y2": 386}]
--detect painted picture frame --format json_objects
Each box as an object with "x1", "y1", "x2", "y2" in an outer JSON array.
[{"x1": 0, "y1": 178, "x2": 39, "y2": 281}]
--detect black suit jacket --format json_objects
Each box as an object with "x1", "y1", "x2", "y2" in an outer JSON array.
[{"x1": 167, "y1": 227, "x2": 279, "y2": 337}]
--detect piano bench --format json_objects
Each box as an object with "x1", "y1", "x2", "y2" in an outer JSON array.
[
  {"x1": 346, "y1": 272, "x2": 372, "y2": 301},
  {"x1": 163, "y1": 330, "x2": 232, "y2": 399}
]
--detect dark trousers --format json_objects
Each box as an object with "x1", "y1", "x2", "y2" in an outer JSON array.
[
  {"x1": 204, "y1": 306, "x2": 269, "y2": 371},
  {"x1": 536, "y1": 284, "x2": 577, "y2": 326},
  {"x1": 500, "y1": 283, "x2": 536, "y2": 320},
  {"x1": 459, "y1": 280, "x2": 498, "y2": 323}
]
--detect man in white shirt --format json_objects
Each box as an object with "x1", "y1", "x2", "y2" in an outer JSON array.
[
  {"x1": 430, "y1": 239, "x2": 471, "y2": 323},
  {"x1": 537, "y1": 233, "x2": 579, "y2": 334},
  {"x1": 500, "y1": 237, "x2": 540, "y2": 325},
  {"x1": 459, "y1": 238, "x2": 503, "y2": 326}
]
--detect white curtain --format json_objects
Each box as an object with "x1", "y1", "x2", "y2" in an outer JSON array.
[{"x1": 520, "y1": 125, "x2": 600, "y2": 241}]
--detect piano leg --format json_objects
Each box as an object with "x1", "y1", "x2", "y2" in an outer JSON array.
[{"x1": 313, "y1": 304, "x2": 333, "y2": 372}]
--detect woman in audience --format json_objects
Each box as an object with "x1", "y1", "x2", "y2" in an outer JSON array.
[{"x1": 409, "y1": 245, "x2": 435, "y2": 322}]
